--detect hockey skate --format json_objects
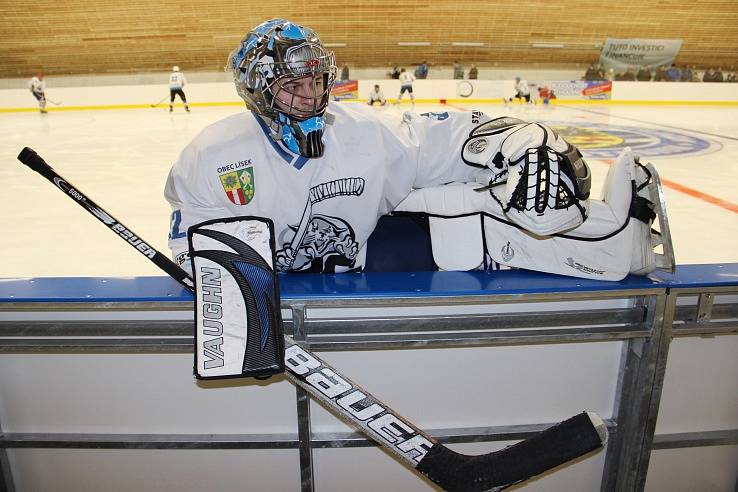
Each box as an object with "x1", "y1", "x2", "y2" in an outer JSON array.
[{"x1": 630, "y1": 159, "x2": 676, "y2": 275}]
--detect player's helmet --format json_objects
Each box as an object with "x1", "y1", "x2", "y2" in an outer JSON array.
[
  {"x1": 173, "y1": 66, "x2": 180, "y2": 72},
  {"x1": 227, "y1": 19, "x2": 337, "y2": 158}
]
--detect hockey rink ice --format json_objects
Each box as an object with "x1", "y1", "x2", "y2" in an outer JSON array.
[{"x1": 0, "y1": 101, "x2": 736, "y2": 278}]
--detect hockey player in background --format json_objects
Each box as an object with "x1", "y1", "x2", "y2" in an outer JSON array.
[
  {"x1": 28, "y1": 72, "x2": 47, "y2": 114},
  {"x1": 367, "y1": 84, "x2": 387, "y2": 106},
  {"x1": 396, "y1": 68, "x2": 416, "y2": 107},
  {"x1": 168, "y1": 66, "x2": 190, "y2": 113},
  {"x1": 506, "y1": 75, "x2": 531, "y2": 104},
  {"x1": 165, "y1": 18, "x2": 667, "y2": 279}
]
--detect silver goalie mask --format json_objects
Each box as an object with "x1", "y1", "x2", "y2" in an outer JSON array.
[{"x1": 227, "y1": 19, "x2": 337, "y2": 158}]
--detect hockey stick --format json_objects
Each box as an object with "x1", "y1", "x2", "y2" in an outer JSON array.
[
  {"x1": 46, "y1": 98, "x2": 62, "y2": 106},
  {"x1": 150, "y1": 95, "x2": 169, "y2": 107},
  {"x1": 16, "y1": 146, "x2": 608, "y2": 491}
]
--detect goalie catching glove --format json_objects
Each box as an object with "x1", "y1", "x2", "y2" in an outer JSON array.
[
  {"x1": 462, "y1": 117, "x2": 592, "y2": 236},
  {"x1": 189, "y1": 216, "x2": 285, "y2": 379}
]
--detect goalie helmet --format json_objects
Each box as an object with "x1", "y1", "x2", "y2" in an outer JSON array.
[{"x1": 227, "y1": 19, "x2": 337, "y2": 158}]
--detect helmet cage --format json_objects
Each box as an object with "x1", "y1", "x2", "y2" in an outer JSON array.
[
  {"x1": 241, "y1": 44, "x2": 336, "y2": 121},
  {"x1": 228, "y1": 19, "x2": 337, "y2": 157}
]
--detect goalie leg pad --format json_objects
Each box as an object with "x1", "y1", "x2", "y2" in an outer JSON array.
[{"x1": 189, "y1": 216, "x2": 285, "y2": 379}]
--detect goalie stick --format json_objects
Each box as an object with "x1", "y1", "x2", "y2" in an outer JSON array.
[{"x1": 16, "y1": 146, "x2": 608, "y2": 491}]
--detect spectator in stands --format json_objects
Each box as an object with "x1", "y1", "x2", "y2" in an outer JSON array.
[
  {"x1": 584, "y1": 63, "x2": 606, "y2": 81},
  {"x1": 388, "y1": 64, "x2": 400, "y2": 79},
  {"x1": 584, "y1": 64, "x2": 598, "y2": 81},
  {"x1": 453, "y1": 60, "x2": 464, "y2": 79},
  {"x1": 340, "y1": 64, "x2": 350, "y2": 81},
  {"x1": 665, "y1": 64, "x2": 681, "y2": 82},
  {"x1": 713, "y1": 67, "x2": 725, "y2": 82},
  {"x1": 468, "y1": 64, "x2": 478, "y2": 79},
  {"x1": 654, "y1": 65, "x2": 668, "y2": 82},
  {"x1": 636, "y1": 66, "x2": 652, "y2": 81},
  {"x1": 415, "y1": 61, "x2": 429, "y2": 79},
  {"x1": 618, "y1": 66, "x2": 636, "y2": 81},
  {"x1": 679, "y1": 66, "x2": 693, "y2": 82},
  {"x1": 702, "y1": 68, "x2": 715, "y2": 82}
]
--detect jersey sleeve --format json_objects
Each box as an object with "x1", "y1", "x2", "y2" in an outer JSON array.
[
  {"x1": 164, "y1": 142, "x2": 231, "y2": 271},
  {"x1": 410, "y1": 110, "x2": 492, "y2": 188}
]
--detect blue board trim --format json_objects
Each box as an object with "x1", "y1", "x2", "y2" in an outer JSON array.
[{"x1": 0, "y1": 264, "x2": 735, "y2": 304}]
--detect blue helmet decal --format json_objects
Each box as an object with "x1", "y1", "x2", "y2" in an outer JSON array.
[{"x1": 227, "y1": 19, "x2": 337, "y2": 158}]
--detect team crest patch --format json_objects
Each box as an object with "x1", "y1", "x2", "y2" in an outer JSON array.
[{"x1": 220, "y1": 168, "x2": 255, "y2": 205}]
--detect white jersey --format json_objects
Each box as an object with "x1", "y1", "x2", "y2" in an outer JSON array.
[
  {"x1": 399, "y1": 72, "x2": 415, "y2": 86},
  {"x1": 368, "y1": 89, "x2": 385, "y2": 101},
  {"x1": 169, "y1": 72, "x2": 186, "y2": 89},
  {"x1": 515, "y1": 79, "x2": 530, "y2": 96},
  {"x1": 29, "y1": 76, "x2": 45, "y2": 93},
  {"x1": 165, "y1": 103, "x2": 492, "y2": 273}
]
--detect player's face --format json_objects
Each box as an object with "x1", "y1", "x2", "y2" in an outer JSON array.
[{"x1": 272, "y1": 75, "x2": 325, "y2": 119}]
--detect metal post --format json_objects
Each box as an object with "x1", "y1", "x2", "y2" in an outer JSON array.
[
  {"x1": 631, "y1": 291, "x2": 674, "y2": 490},
  {"x1": 291, "y1": 304, "x2": 315, "y2": 492},
  {"x1": 0, "y1": 414, "x2": 16, "y2": 492},
  {"x1": 601, "y1": 292, "x2": 669, "y2": 491}
]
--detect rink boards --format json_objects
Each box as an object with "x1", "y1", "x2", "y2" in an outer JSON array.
[{"x1": 0, "y1": 265, "x2": 736, "y2": 492}]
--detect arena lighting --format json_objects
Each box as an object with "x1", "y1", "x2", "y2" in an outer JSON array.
[
  {"x1": 451, "y1": 42, "x2": 485, "y2": 47},
  {"x1": 397, "y1": 41, "x2": 432, "y2": 46},
  {"x1": 532, "y1": 43, "x2": 566, "y2": 48},
  {"x1": 324, "y1": 43, "x2": 347, "y2": 47}
]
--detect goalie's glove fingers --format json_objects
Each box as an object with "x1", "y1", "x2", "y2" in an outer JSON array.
[
  {"x1": 500, "y1": 123, "x2": 567, "y2": 164},
  {"x1": 462, "y1": 122, "x2": 567, "y2": 171}
]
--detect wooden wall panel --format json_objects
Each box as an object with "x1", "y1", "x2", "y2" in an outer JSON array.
[{"x1": 1, "y1": 0, "x2": 736, "y2": 77}]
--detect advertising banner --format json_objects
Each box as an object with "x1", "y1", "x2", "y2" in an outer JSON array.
[
  {"x1": 331, "y1": 80, "x2": 358, "y2": 101},
  {"x1": 533, "y1": 81, "x2": 612, "y2": 101},
  {"x1": 599, "y1": 38, "x2": 683, "y2": 71}
]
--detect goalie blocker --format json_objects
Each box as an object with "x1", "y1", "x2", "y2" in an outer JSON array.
[{"x1": 189, "y1": 217, "x2": 285, "y2": 379}]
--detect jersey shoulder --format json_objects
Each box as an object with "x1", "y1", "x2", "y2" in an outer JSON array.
[
  {"x1": 187, "y1": 113, "x2": 257, "y2": 153},
  {"x1": 327, "y1": 101, "x2": 403, "y2": 133}
]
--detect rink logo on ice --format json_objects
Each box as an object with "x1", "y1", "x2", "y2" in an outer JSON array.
[
  {"x1": 219, "y1": 167, "x2": 255, "y2": 205},
  {"x1": 545, "y1": 122, "x2": 721, "y2": 159}
]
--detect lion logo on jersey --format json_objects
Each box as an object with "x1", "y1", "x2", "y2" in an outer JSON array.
[{"x1": 276, "y1": 215, "x2": 359, "y2": 273}]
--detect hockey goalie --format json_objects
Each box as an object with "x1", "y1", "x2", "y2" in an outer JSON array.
[{"x1": 165, "y1": 18, "x2": 673, "y2": 281}]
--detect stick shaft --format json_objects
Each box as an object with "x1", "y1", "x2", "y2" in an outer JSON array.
[
  {"x1": 16, "y1": 147, "x2": 606, "y2": 491},
  {"x1": 15, "y1": 146, "x2": 437, "y2": 468},
  {"x1": 17, "y1": 147, "x2": 193, "y2": 290}
]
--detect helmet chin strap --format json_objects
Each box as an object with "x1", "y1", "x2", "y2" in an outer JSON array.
[{"x1": 274, "y1": 112, "x2": 327, "y2": 158}]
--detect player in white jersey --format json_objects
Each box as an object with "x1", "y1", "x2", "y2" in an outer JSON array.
[
  {"x1": 396, "y1": 68, "x2": 415, "y2": 106},
  {"x1": 28, "y1": 72, "x2": 47, "y2": 113},
  {"x1": 168, "y1": 66, "x2": 190, "y2": 112},
  {"x1": 165, "y1": 19, "x2": 666, "y2": 279},
  {"x1": 367, "y1": 84, "x2": 387, "y2": 106},
  {"x1": 506, "y1": 76, "x2": 531, "y2": 104}
]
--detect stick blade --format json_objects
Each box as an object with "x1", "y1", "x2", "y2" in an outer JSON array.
[{"x1": 416, "y1": 411, "x2": 607, "y2": 492}]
